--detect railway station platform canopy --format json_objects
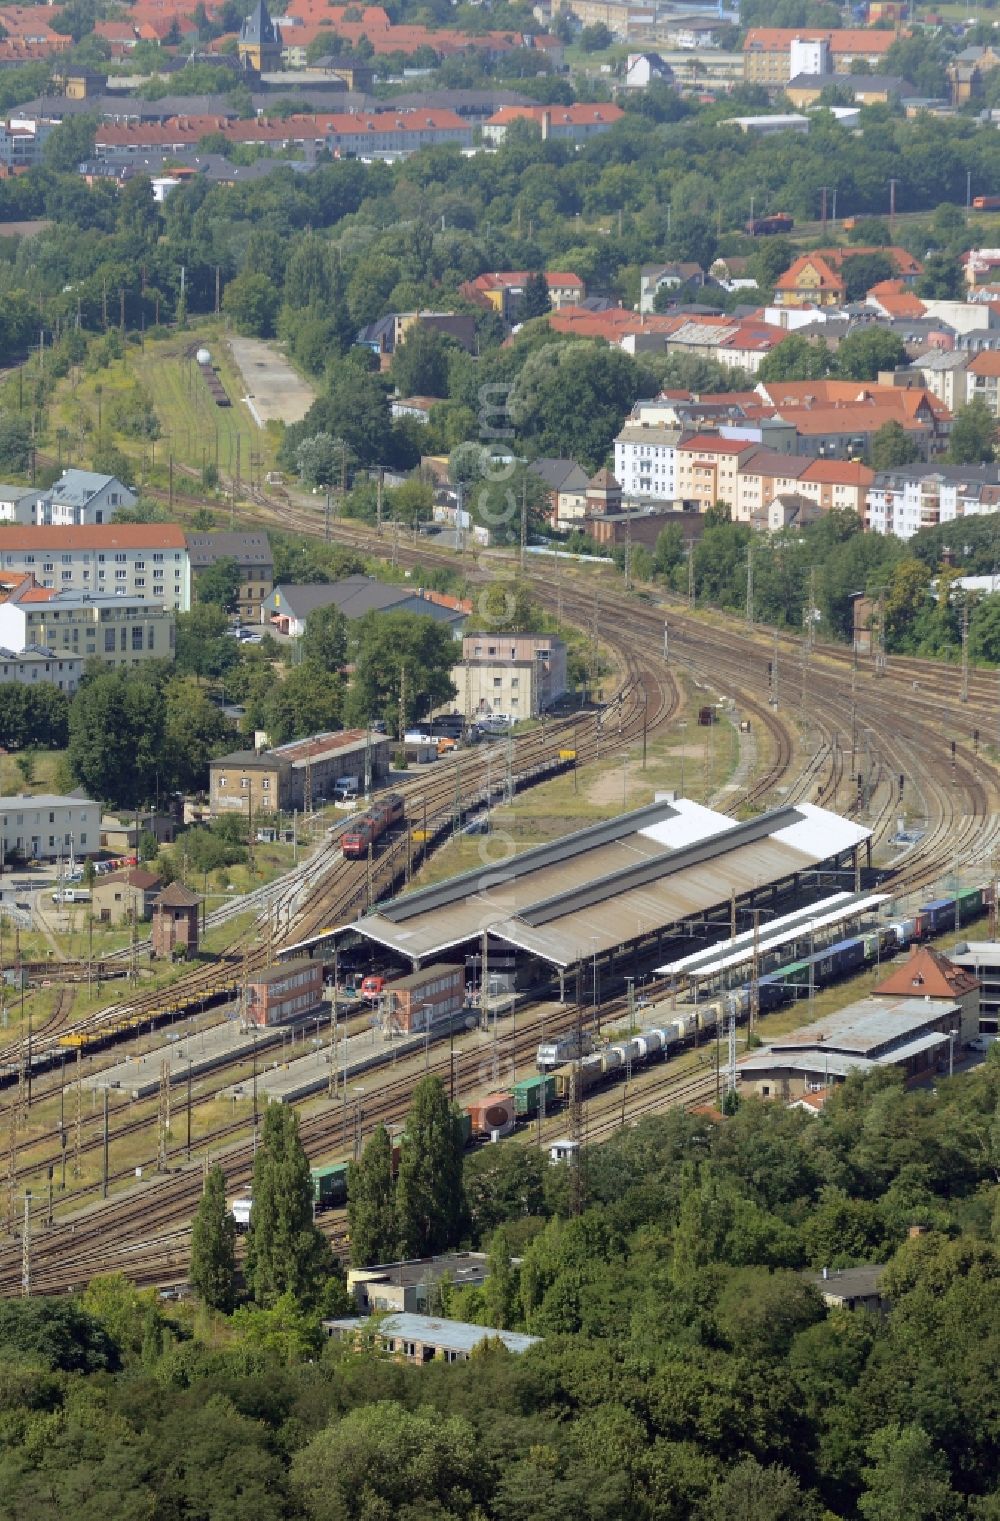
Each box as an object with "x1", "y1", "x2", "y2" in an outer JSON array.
[
  {"x1": 337, "y1": 797, "x2": 871, "y2": 974},
  {"x1": 654, "y1": 891, "x2": 889, "y2": 985}
]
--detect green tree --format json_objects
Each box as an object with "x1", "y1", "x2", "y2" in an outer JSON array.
[
  {"x1": 346, "y1": 1124, "x2": 398, "y2": 1267},
  {"x1": 346, "y1": 610, "x2": 458, "y2": 732},
  {"x1": 705, "y1": 1458, "x2": 807, "y2": 1521},
  {"x1": 222, "y1": 271, "x2": 280, "y2": 337},
  {"x1": 0, "y1": 1298, "x2": 119, "y2": 1372},
  {"x1": 163, "y1": 678, "x2": 232, "y2": 792},
  {"x1": 841, "y1": 252, "x2": 898, "y2": 303},
  {"x1": 189, "y1": 1163, "x2": 237, "y2": 1312},
  {"x1": 520, "y1": 270, "x2": 553, "y2": 321},
  {"x1": 395, "y1": 1076, "x2": 467, "y2": 1259},
  {"x1": 758, "y1": 333, "x2": 835, "y2": 383},
  {"x1": 42, "y1": 113, "x2": 97, "y2": 172},
  {"x1": 82, "y1": 1273, "x2": 164, "y2": 1362},
  {"x1": 245, "y1": 1103, "x2": 332, "y2": 1306},
  {"x1": 473, "y1": 578, "x2": 540, "y2": 633},
  {"x1": 916, "y1": 253, "x2": 962, "y2": 300},
  {"x1": 464, "y1": 1142, "x2": 547, "y2": 1241},
  {"x1": 195, "y1": 556, "x2": 241, "y2": 613},
  {"x1": 174, "y1": 603, "x2": 240, "y2": 681},
  {"x1": 261, "y1": 661, "x2": 343, "y2": 745},
  {"x1": 291, "y1": 1401, "x2": 483, "y2": 1521},
  {"x1": 509, "y1": 341, "x2": 644, "y2": 469},
  {"x1": 836, "y1": 327, "x2": 907, "y2": 382},
  {"x1": 946, "y1": 400, "x2": 996, "y2": 464},
  {"x1": 391, "y1": 323, "x2": 454, "y2": 398},
  {"x1": 0, "y1": 413, "x2": 35, "y2": 473},
  {"x1": 296, "y1": 432, "x2": 347, "y2": 488},
  {"x1": 388, "y1": 477, "x2": 434, "y2": 527},
  {"x1": 68, "y1": 671, "x2": 165, "y2": 808},
  {"x1": 859, "y1": 1424, "x2": 958, "y2": 1521},
  {"x1": 301, "y1": 602, "x2": 348, "y2": 672},
  {"x1": 870, "y1": 420, "x2": 920, "y2": 470}
]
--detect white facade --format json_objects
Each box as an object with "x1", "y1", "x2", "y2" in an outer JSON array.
[
  {"x1": 613, "y1": 424, "x2": 681, "y2": 500},
  {"x1": 0, "y1": 646, "x2": 83, "y2": 693},
  {"x1": 37, "y1": 471, "x2": 137, "y2": 526},
  {"x1": 0, "y1": 533, "x2": 191, "y2": 611},
  {"x1": 0, "y1": 485, "x2": 39, "y2": 525},
  {"x1": 0, "y1": 794, "x2": 100, "y2": 862},
  {"x1": 789, "y1": 36, "x2": 830, "y2": 75},
  {"x1": 866, "y1": 469, "x2": 1000, "y2": 539}
]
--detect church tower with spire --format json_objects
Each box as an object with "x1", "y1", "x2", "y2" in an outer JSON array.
[{"x1": 238, "y1": 0, "x2": 282, "y2": 75}]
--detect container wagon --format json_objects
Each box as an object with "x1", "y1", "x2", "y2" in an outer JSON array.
[
  {"x1": 512, "y1": 1073, "x2": 556, "y2": 1118},
  {"x1": 311, "y1": 1161, "x2": 348, "y2": 1210}
]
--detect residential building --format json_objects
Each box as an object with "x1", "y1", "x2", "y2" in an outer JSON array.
[
  {"x1": 263, "y1": 576, "x2": 468, "y2": 638},
  {"x1": 91, "y1": 867, "x2": 163, "y2": 925},
  {"x1": 185, "y1": 530, "x2": 273, "y2": 621},
  {"x1": 482, "y1": 103, "x2": 624, "y2": 145},
  {"x1": 614, "y1": 423, "x2": 683, "y2": 500},
  {"x1": 622, "y1": 51, "x2": 674, "y2": 89},
  {"x1": 785, "y1": 72, "x2": 914, "y2": 108},
  {"x1": 209, "y1": 729, "x2": 391, "y2": 814},
  {"x1": 0, "y1": 793, "x2": 100, "y2": 863},
  {"x1": 911, "y1": 349, "x2": 970, "y2": 413},
  {"x1": 806, "y1": 1265, "x2": 887, "y2": 1312},
  {"x1": 323, "y1": 1311, "x2": 540, "y2": 1362},
  {"x1": 865, "y1": 279, "x2": 927, "y2": 321},
  {"x1": 796, "y1": 457, "x2": 874, "y2": 516},
  {"x1": 734, "y1": 450, "x2": 811, "y2": 523},
  {"x1": 94, "y1": 109, "x2": 474, "y2": 161},
  {"x1": 0, "y1": 644, "x2": 83, "y2": 692},
  {"x1": 638, "y1": 263, "x2": 704, "y2": 312},
  {"x1": 449, "y1": 632, "x2": 567, "y2": 720},
  {"x1": 716, "y1": 321, "x2": 790, "y2": 373},
  {"x1": 947, "y1": 44, "x2": 1000, "y2": 105},
  {"x1": 459, "y1": 270, "x2": 585, "y2": 321},
  {"x1": 0, "y1": 484, "x2": 37, "y2": 524},
  {"x1": 871, "y1": 943, "x2": 981, "y2": 1047},
  {"x1": 738, "y1": 996, "x2": 962, "y2": 1100},
  {"x1": 0, "y1": 524, "x2": 191, "y2": 610},
  {"x1": 676, "y1": 434, "x2": 757, "y2": 512},
  {"x1": 35, "y1": 470, "x2": 136, "y2": 526},
  {"x1": 772, "y1": 245, "x2": 922, "y2": 307},
  {"x1": 528, "y1": 458, "x2": 590, "y2": 525},
  {"x1": 355, "y1": 311, "x2": 477, "y2": 366},
  {"x1": 751, "y1": 492, "x2": 825, "y2": 532},
  {"x1": 867, "y1": 464, "x2": 1000, "y2": 538},
  {"x1": 742, "y1": 27, "x2": 899, "y2": 86},
  {"x1": 965, "y1": 350, "x2": 1000, "y2": 416},
  {"x1": 948, "y1": 941, "x2": 1000, "y2": 1033},
  {"x1": 585, "y1": 468, "x2": 622, "y2": 516},
  {"x1": 347, "y1": 1253, "x2": 490, "y2": 1314},
  {"x1": 0, "y1": 585, "x2": 174, "y2": 669}
]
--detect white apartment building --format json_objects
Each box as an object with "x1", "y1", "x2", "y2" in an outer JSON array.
[
  {"x1": 37, "y1": 470, "x2": 137, "y2": 526},
  {"x1": 0, "y1": 645, "x2": 83, "y2": 693},
  {"x1": 867, "y1": 465, "x2": 1000, "y2": 538},
  {"x1": 0, "y1": 589, "x2": 175, "y2": 670},
  {"x1": 613, "y1": 423, "x2": 682, "y2": 500},
  {"x1": 0, "y1": 794, "x2": 100, "y2": 863},
  {"x1": 0, "y1": 525, "x2": 191, "y2": 610}
]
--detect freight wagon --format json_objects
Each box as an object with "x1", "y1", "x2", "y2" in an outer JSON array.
[{"x1": 312, "y1": 1161, "x2": 348, "y2": 1210}]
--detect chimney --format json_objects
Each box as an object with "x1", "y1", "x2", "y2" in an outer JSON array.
[{"x1": 541, "y1": 109, "x2": 551, "y2": 140}]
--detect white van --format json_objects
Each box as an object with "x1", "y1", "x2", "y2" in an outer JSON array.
[{"x1": 51, "y1": 888, "x2": 91, "y2": 904}]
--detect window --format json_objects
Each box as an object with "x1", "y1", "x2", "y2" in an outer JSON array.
[
  {"x1": 262, "y1": 778, "x2": 270, "y2": 791},
  {"x1": 135, "y1": 578, "x2": 145, "y2": 588},
  {"x1": 120, "y1": 628, "x2": 127, "y2": 651},
  {"x1": 131, "y1": 626, "x2": 143, "y2": 651},
  {"x1": 153, "y1": 553, "x2": 163, "y2": 563},
  {"x1": 115, "y1": 569, "x2": 126, "y2": 581},
  {"x1": 114, "y1": 553, "x2": 126, "y2": 564},
  {"x1": 105, "y1": 629, "x2": 115, "y2": 652},
  {"x1": 48, "y1": 812, "x2": 54, "y2": 824},
  {"x1": 493, "y1": 677, "x2": 502, "y2": 688},
  {"x1": 241, "y1": 778, "x2": 249, "y2": 789},
  {"x1": 147, "y1": 627, "x2": 154, "y2": 650}
]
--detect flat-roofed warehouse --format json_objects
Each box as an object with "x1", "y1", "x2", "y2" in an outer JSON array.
[{"x1": 339, "y1": 798, "x2": 871, "y2": 995}]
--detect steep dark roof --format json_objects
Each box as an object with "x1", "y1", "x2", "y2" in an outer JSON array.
[
  {"x1": 240, "y1": 0, "x2": 280, "y2": 46},
  {"x1": 155, "y1": 881, "x2": 201, "y2": 908}
]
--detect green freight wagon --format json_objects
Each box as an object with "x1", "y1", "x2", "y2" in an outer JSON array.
[
  {"x1": 311, "y1": 1161, "x2": 348, "y2": 1209},
  {"x1": 512, "y1": 1074, "x2": 556, "y2": 1118},
  {"x1": 458, "y1": 1110, "x2": 473, "y2": 1145}
]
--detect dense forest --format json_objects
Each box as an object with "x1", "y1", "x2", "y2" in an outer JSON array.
[{"x1": 0, "y1": 1060, "x2": 998, "y2": 1520}]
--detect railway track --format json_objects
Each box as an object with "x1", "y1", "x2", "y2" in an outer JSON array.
[{"x1": 5, "y1": 493, "x2": 995, "y2": 1290}]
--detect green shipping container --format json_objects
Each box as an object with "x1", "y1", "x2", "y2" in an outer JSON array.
[
  {"x1": 311, "y1": 1162, "x2": 348, "y2": 1208},
  {"x1": 458, "y1": 1111, "x2": 472, "y2": 1145},
  {"x1": 513, "y1": 1074, "x2": 556, "y2": 1117}
]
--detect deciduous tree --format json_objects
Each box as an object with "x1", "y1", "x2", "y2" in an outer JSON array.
[{"x1": 395, "y1": 1076, "x2": 467, "y2": 1259}]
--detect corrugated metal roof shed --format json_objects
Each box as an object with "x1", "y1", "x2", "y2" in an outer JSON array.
[{"x1": 351, "y1": 799, "x2": 870, "y2": 970}]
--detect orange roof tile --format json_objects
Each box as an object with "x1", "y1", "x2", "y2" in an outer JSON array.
[
  {"x1": 678, "y1": 433, "x2": 752, "y2": 454},
  {"x1": 969, "y1": 350, "x2": 1000, "y2": 377},
  {"x1": 873, "y1": 943, "x2": 979, "y2": 1000},
  {"x1": 0, "y1": 525, "x2": 187, "y2": 550},
  {"x1": 744, "y1": 26, "x2": 898, "y2": 51},
  {"x1": 487, "y1": 103, "x2": 624, "y2": 126},
  {"x1": 800, "y1": 457, "x2": 874, "y2": 485}
]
